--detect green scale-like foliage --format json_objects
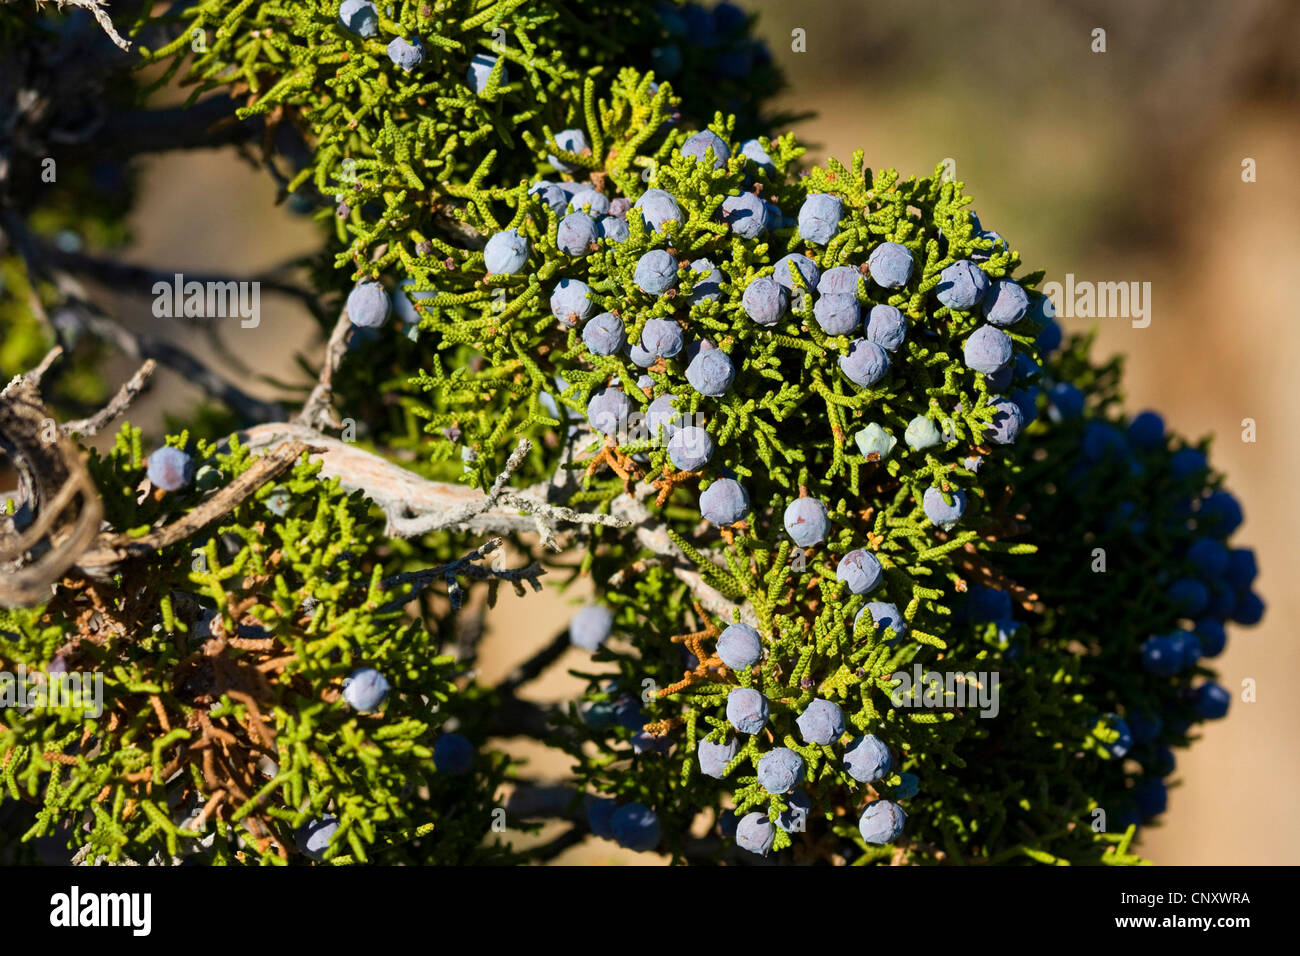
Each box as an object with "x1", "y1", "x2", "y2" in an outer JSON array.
[
  {"x1": 556, "y1": 326, "x2": 1258, "y2": 865},
  {"x1": 0, "y1": 0, "x2": 1261, "y2": 867},
  {"x1": 0, "y1": 428, "x2": 512, "y2": 864},
  {"x1": 138, "y1": 0, "x2": 782, "y2": 229}
]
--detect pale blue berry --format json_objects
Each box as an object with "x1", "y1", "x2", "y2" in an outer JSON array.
[
  {"x1": 776, "y1": 790, "x2": 812, "y2": 833},
  {"x1": 758, "y1": 747, "x2": 805, "y2": 793},
  {"x1": 700, "y1": 478, "x2": 749, "y2": 525},
  {"x1": 817, "y1": 265, "x2": 861, "y2": 295},
  {"x1": 688, "y1": 258, "x2": 723, "y2": 304},
  {"x1": 611, "y1": 803, "x2": 660, "y2": 852},
  {"x1": 858, "y1": 799, "x2": 906, "y2": 844},
  {"x1": 667, "y1": 425, "x2": 713, "y2": 471},
  {"x1": 784, "y1": 497, "x2": 829, "y2": 547},
  {"x1": 528, "y1": 180, "x2": 568, "y2": 215},
  {"x1": 634, "y1": 188, "x2": 684, "y2": 232},
  {"x1": 717, "y1": 623, "x2": 763, "y2": 670},
  {"x1": 628, "y1": 342, "x2": 656, "y2": 367},
  {"x1": 265, "y1": 487, "x2": 292, "y2": 517},
  {"x1": 726, "y1": 687, "x2": 769, "y2": 734},
  {"x1": 923, "y1": 486, "x2": 967, "y2": 529},
  {"x1": 972, "y1": 230, "x2": 1009, "y2": 263},
  {"x1": 985, "y1": 397, "x2": 1025, "y2": 445},
  {"x1": 641, "y1": 318, "x2": 684, "y2": 357},
  {"x1": 686, "y1": 348, "x2": 734, "y2": 396},
  {"x1": 570, "y1": 604, "x2": 613, "y2": 651},
  {"x1": 854, "y1": 423, "x2": 896, "y2": 461},
  {"x1": 936, "y1": 259, "x2": 989, "y2": 311},
  {"x1": 632, "y1": 731, "x2": 669, "y2": 755},
  {"x1": 904, "y1": 415, "x2": 942, "y2": 451},
  {"x1": 387, "y1": 36, "x2": 424, "y2": 72},
  {"x1": 343, "y1": 667, "x2": 390, "y2": 712},
  {"x1": 583, "y1": 312, "x2": 625, "y2": 355},
  {"x1": 836, "y1": 549, "x2": 882, "y2": 595},
  {"x1": 736, "y1": 812, "x2": 775, "y2": 856},
  {"x1": 392, "y1": 278, "x2": 433, "y2": 325},
  {"x1": 646, "y1": 393, "x2": 682, "y2": 440},
  {"x1": 568, "y1": 188, "x2": 609, "y2": 216},
  {"x1": 586, "y1": 388, "x2": 630, "y2": 436},
  {"x1": 347, "y1": 279, "x2": 391, "y2": 328},
  {"x1": 296, "y1": 816, "x2": 339, "y2": 861},
  {"x1": 548, "y1": 128, "x2": 588, "y2": 172},
  {"x1": 867, "y1": 241, "x2": 913, "y2": 288},
  {"x1": 148, "y1": 446, "x2": 194, "y2": 491},
  {"x1": 814, "y1": 292, "x2": 860, "y2": 335},
  {"x1": 721, "y1": 192, "x2": 768, "y2": 238},
  {"x1": 483, "y1": 229, "x2": 529, "y2": 274},
  {"x1": 598, "y1": 215, "x2": 629, "y2": 243},
  {"x1": 894, "y1": 773, "x2": 919, "y2": 801},
  {"x1": 798, "y1": 193, "x2": 843, "y2": 245},
  {"x1": 865, "y1": 304, "x2": 907, "y2": 351},
  {"x1": 338, "y1": 0, "x2": 378, "y2": 37},
  {"x1": 838, "y1": 339, "x2": 890, "y2": 388},
  {"x1": 741, "y1": 276, "x2": 788, "y2": 326},
  {"x1": 550, "y1": 278, "x2": 594, "y2": 327},
  {"x1": 963, "y1": 329, "x2": 1012, "y2": 380},
  {"x1": 556, "y1": 211, "x2": 598, "y2": 256},
  {"x1": 680, "y1": 130, "x2": 731, "y2": 169},
  {"x1": 772, "y1": 253, "x2": 820, "y2": 292},
  {"x1": 797, "y1": 699, "x2": 845, "y2": 745},
  {"x1": 854, "y1": 602, "x2": 907, "y2": 641},
  {"x1": 634, "y1": 249, "x2": 678, "y2": 294},
  {"x1": 740, "y1": 138, "x2": 776, "y2": 173},
  {"x1": 844, "y1": 734, "x2": 891, "y2": 782},
  {"x1": 466, "y1": 52, "x2": 507, "y2": 94},
  {"x1": 983, "y1": 279, "x2": 1030, "y2": 326},
  {"x1": 698, "y1": 737, "x2": 739, "y2": 778}
]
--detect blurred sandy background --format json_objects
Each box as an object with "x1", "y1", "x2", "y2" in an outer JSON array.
[{"x1": 108, "y1": 1, "x2": 1297, "y2": 864}]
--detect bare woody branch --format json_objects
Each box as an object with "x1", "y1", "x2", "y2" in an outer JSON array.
[
  {"x1": 378, "y1": 536, "x2": 545, "y2": 613},
  {"x1": 76, "y1": 439, "x2": 313, "y2": 574},
  {"x1": 61, "y1": 358, "x2": 156, "y2": 437},
  {"x1": 39, "y1": 0, "x2": 132, "y2": 52},
  {"x1": 294, "y1": 309, "x2": 352, "y2": 432},
  {"x1": 236, "y1": 423, "x2": 630, "y2": 543}
]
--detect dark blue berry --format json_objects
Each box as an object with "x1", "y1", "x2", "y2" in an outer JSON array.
[{"x1": 839, "y1": 339, "x2": 890, "y2": 388}]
